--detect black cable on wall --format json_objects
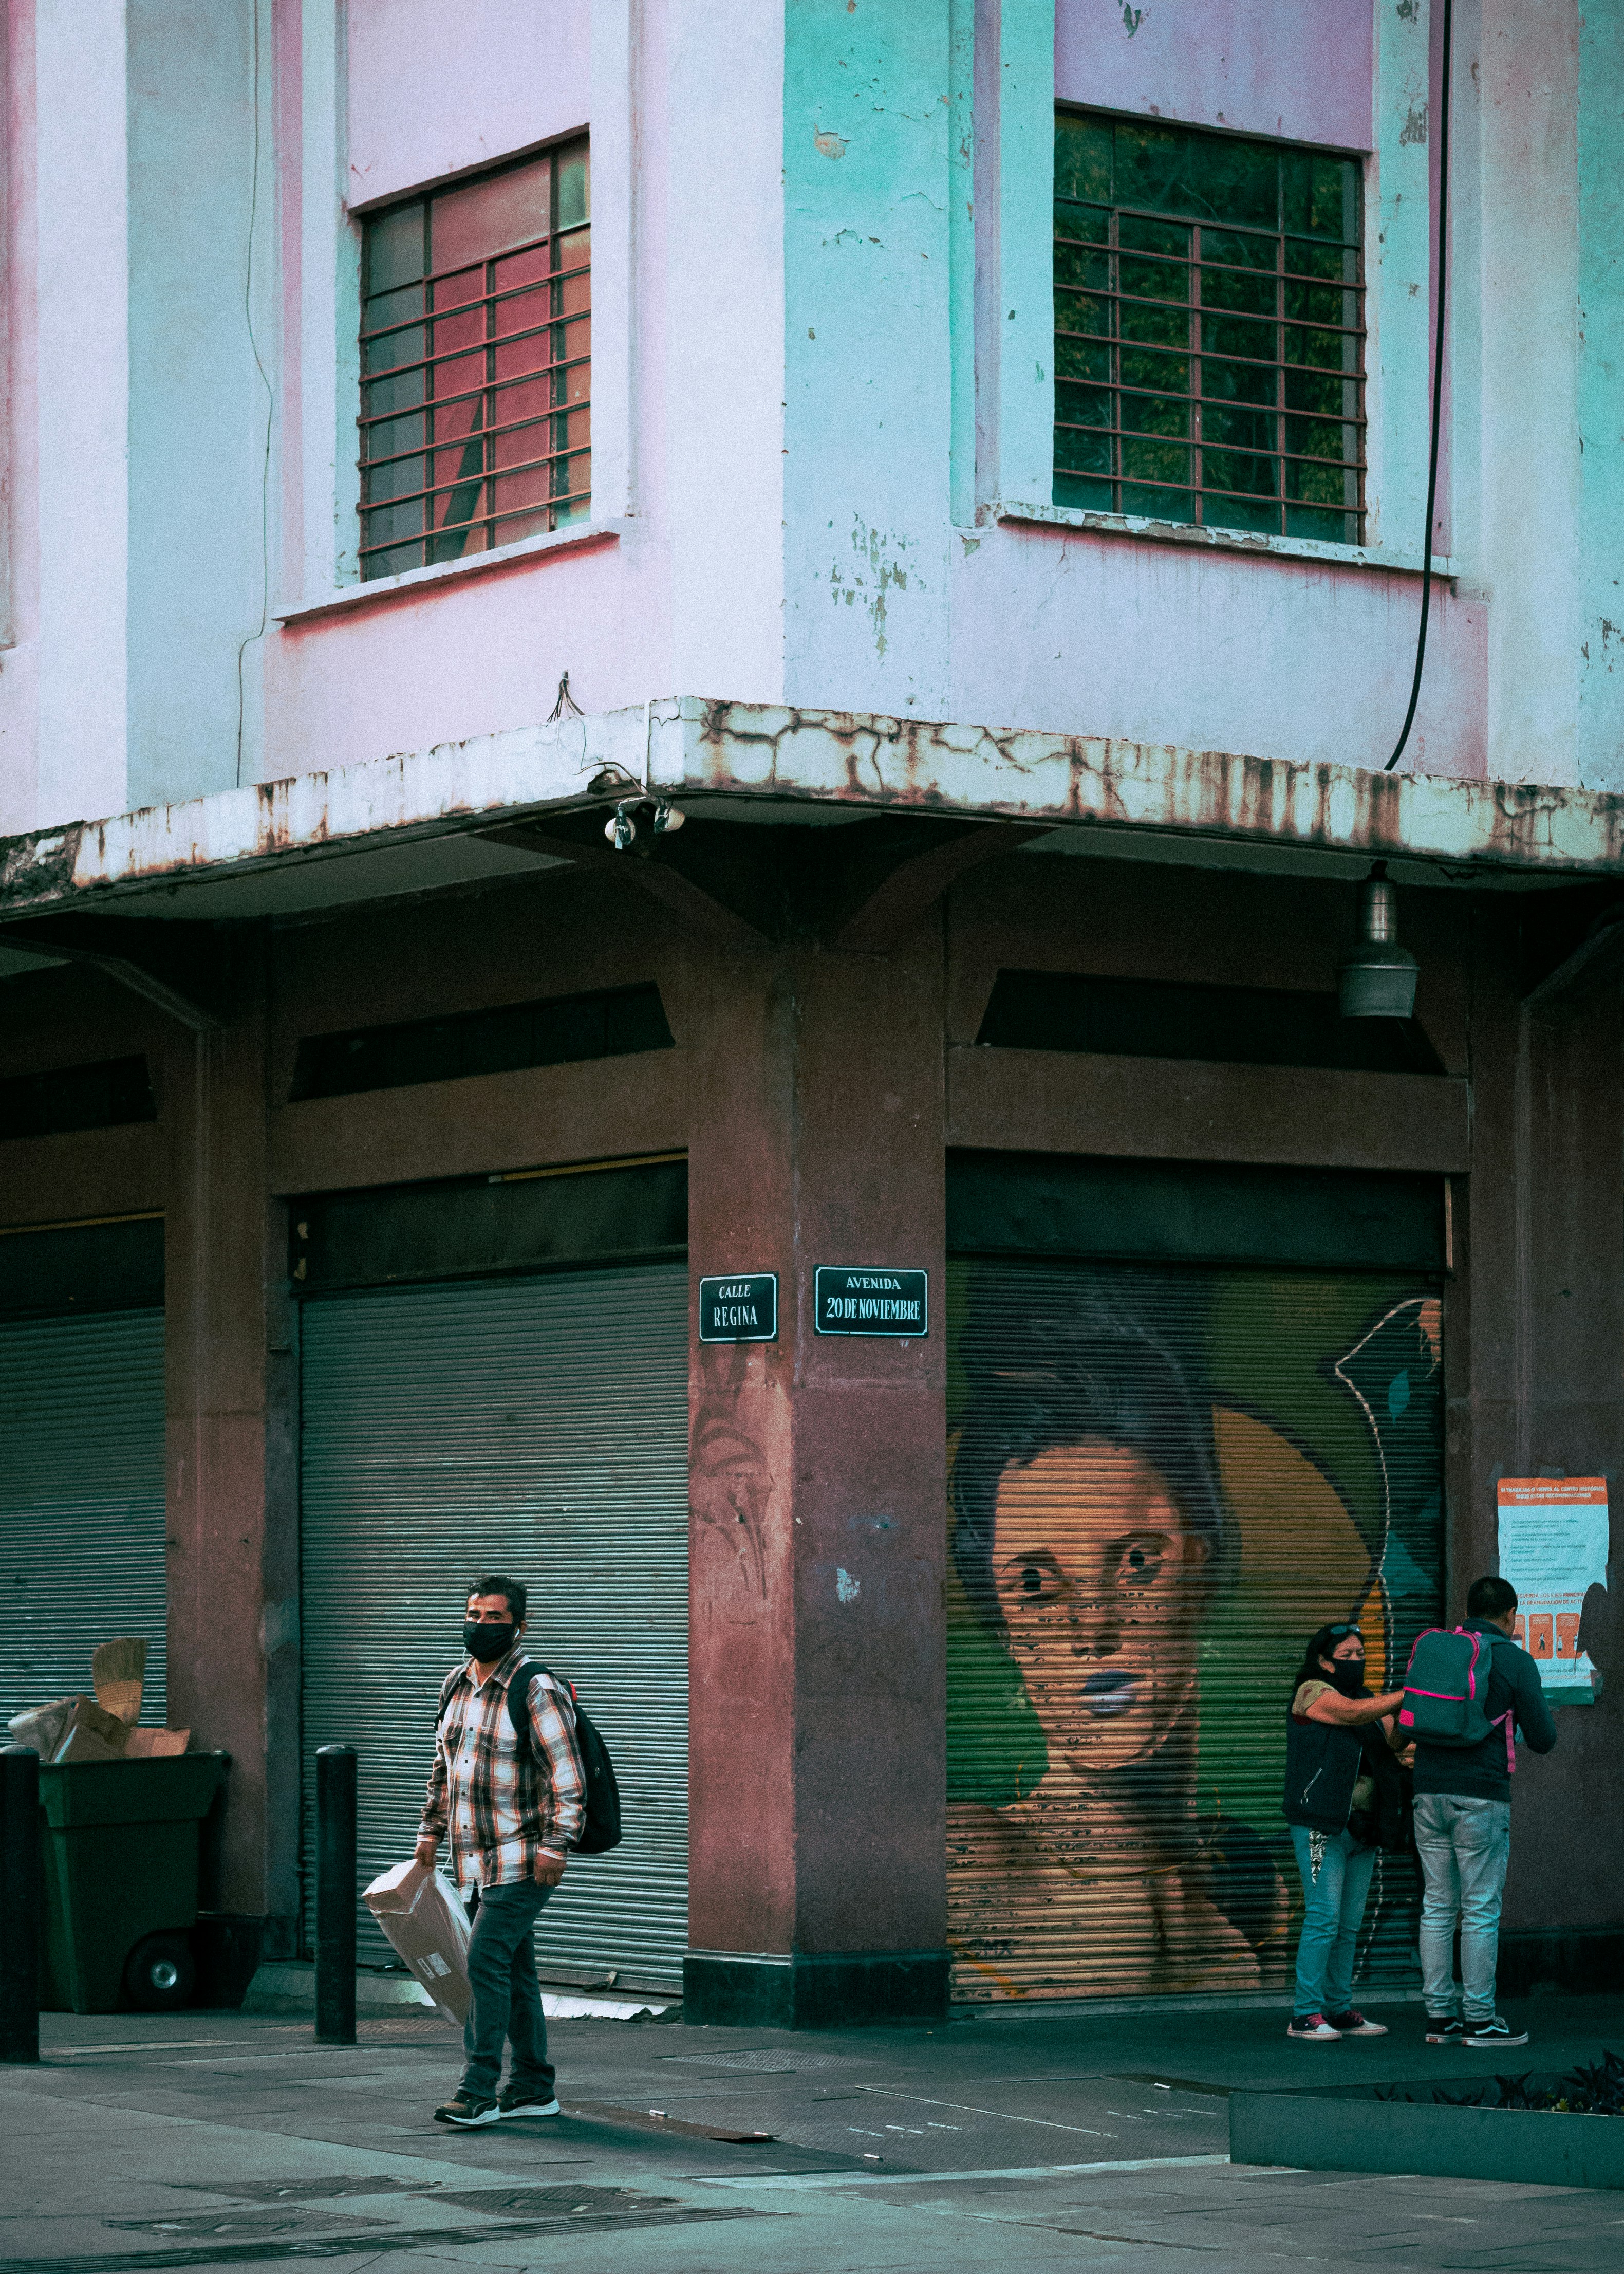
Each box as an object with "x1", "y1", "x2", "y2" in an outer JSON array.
[{"x1": 1383, "y1": 0, "x2": 1453, "y2": 774}]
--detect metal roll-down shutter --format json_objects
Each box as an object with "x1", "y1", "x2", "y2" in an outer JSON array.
[
  {"x1": 946, "y1": 1258, "x2": 1444, "y2": 2005},
  {"x1": 300, "y1": 1263, "x2": 689, "y2": 1990},
  {"x1": 0, "y1": 1309, "x2": 169, "y2": 1731}
]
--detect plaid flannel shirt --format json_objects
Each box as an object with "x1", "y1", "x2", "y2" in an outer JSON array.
[{"x1": 420, "y1": 1647, "x2": 586, "y2": 1889}]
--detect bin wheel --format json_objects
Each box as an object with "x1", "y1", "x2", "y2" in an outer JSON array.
[{"x1": 125, "y1": 1933, "x2": 196, "y2": 2012}]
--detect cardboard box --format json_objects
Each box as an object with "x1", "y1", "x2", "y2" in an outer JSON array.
[
  {"x1": 8, "y1": 1691, "x2": 188, "y2": 1763},
  {"x1": 362, "y1": 1860, "x2": 473, "y2": 2028},
  {"x1": 9, "y1": 1696, "x2": 132, "y2": 1762},
  {"x1": 125, "y1": 1727, "x2": 191, "y2": 1758}
]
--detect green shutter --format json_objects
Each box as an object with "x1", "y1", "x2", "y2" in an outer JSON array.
[{"x1": 299, "y1": 1264, "x2": 689, "y2": 1992}]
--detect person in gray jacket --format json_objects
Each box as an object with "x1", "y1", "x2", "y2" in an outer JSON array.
[{"x1": 1413, "y1": 1574, "x2": 1558, "y2": 2050}]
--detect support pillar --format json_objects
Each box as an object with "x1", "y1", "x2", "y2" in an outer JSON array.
[
  {"x1": 684, "y1": 930, "x2": 948, "y2": 2026},
  {"x1": 162, "y1": 928, "x2": 300, "y2": 1952}
]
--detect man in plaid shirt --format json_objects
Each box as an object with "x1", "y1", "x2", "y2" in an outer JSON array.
[{"x1": 415, "y1": 1574, "x2": 586, "y2": 2126}]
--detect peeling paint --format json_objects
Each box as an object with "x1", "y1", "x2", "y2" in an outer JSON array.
[
  {"x1": 828, "y1": 520, "x2": 917, "y2": 660},
  {"x1": 5, "y1": 697, "x2": 1624, "y2": 919},
  {"x1": 813, "y1": 126, "x2": 848, "y2": 159},
  {"x1": 836, "y1": 1567, "x2": 861, "y2": 1603},
  {"x1": 1399, "y1": 101, "x2": 1428, "y2": 146}
]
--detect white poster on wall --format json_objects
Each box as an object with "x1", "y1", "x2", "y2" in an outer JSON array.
[{"x1": 1496, "y1": 1477, "x2": 1609, "y2": 1704}]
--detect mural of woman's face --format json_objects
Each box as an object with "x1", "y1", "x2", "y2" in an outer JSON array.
[{"x1": 992, "y1": 1440, "x2": 1211, "y2": 1775}]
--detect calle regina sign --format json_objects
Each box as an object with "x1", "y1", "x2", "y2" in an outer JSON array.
[
  {"x1": 813, "y1": 1267, "x2": 928, "y2": 1337},
  {"x1": 698, "y1": 1273, "x2": 778, "y2": 1343}
]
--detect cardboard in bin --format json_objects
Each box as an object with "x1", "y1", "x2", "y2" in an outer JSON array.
[
  {"x1": 363, "y1": 1860, "x2": 472, "y2": 2027},
  {"x1": 9, "y1": 1696, "x2": 131, "y2": 1762},
  {"x1": 8, "y1": 1637, "x2": 190, "y2": 1762}
]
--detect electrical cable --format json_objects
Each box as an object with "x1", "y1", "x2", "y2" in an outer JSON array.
[
  {"x1": 1383, "y1": 0, "x2": 1452, "y2": 772},
  {"x1": 235, "y1": 0, "x2": 272, "y2": 789}
]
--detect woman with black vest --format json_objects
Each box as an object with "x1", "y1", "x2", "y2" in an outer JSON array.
[{"x1": 1282, "y1": 1622, "x2": 1408, "y2": 2043}]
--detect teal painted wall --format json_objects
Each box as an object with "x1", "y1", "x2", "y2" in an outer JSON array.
[
  {"x1": 1577, "y1": 0, "x2": 1624, "y2": 793},
  {"x1": 127, "y1": 0, "x2": 273, "y2": 804},
  {"x1": 782, "y1": 1, "x2": 953, "y2": 715}
]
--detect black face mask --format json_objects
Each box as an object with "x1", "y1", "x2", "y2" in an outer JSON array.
[
  {"x1": 1327, "y1": 1659, "x2": 1367, "y2": 1698},
  {"x1": 464, "y1": 1620, "x2": 516, "y2": 1662}
]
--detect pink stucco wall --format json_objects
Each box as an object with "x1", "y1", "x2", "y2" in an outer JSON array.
[
  {"x1": 1057, "y1": 0, "x2": 1375, "y2": 152},
  {"x1": 345, "y1": 0, "x2": 589, "y2": 207},
  {"x1": 263, "y1": 0, "x2": 788, "y2": 785},
  {"x1": 947, "y1": 525, "x2": 1487, "y2": 781}
]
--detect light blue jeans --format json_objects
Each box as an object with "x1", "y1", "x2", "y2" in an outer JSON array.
[
  {"x1": 1289, "y1": 1826, "x2": 1377, "y2": 2020},
  {"x1": 1413, "y1": 1791, "x2": 1513, "y2": 2025}
]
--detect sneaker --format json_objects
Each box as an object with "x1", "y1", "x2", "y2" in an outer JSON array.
[
  {"x1": 1285, "y1": 2013, "x2": 1342, "y2": 2041},
  {"x1": 500, "y1": 2086, "x2": 562, "y2": 2118},
  {"x1": 1425, "y1": 2016, "x2": 1465, "y2": 2044},
  {"x1": 1324, "y1": 2010, "x2": 1388, "y2": 2037},
  {"x1": 1464, "y1": 2017, "x2": 1529, "y2": 2050},
  {"x1": 434, "y1": 2092, "x2": 501, "y2": 2127}
]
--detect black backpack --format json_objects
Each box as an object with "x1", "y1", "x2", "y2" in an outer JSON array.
[{"x1": 437, "y1": 1658, "x2": 622, "y2": 1855}]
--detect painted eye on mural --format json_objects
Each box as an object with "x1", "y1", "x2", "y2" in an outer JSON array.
[
  {"x1": 998, "y1": 1553, "x2": 1064, "y2": 1604},
  {"x1": 1114, "y1": 1535, "x2": 1167, "y2": 1588}
]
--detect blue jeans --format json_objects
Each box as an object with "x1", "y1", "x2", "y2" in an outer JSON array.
[
  {"x1": 1289, "y1": 1826, "x2": 1377, "y2": 2019},
  {"x1": 460, "y1": 1880, "x2": 554, "y2": 2100},
  {"x1": 1413, "y1": 1792, "x2": 1512, "y2": 2025}
]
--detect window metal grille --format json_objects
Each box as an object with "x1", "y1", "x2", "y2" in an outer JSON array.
[
  {"x1": 1054, "y1": 112, "x2": 1365, "y2": 545},
  {"x1": 360, "y1": 140, "x2": 589, "y2": 580}
]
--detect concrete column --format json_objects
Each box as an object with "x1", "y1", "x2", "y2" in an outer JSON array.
[
  {"x1": 1459, "y1": 907, "x2": 1624, "y2": 1979},
  {"x1": 684, "y1": 930, "x2": 948, "y2": 2026},
  {"x1": 1504, "y1": 979, "x2": 1624, "y2": 1949},
  {"x1": 162, "y1": 929, "x2": 300, "y2": 1950}
]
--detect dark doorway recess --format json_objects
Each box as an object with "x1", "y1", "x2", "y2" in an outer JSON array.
[
  {"x1": 0, "y1": 1214, "x2": 165, "y2": 1320},
  {"x1": 947, "y1": 1151, "x2": 1445, "y2": 1273},
  {"x1": 290, "y1": 1155, "x2": 687, "y2": 1294},
  {"x1": 0, "y1": 1055, "x2": 157, "y2": 1141},
  {"x1": 976, "y1": 970, "x2": 1445, "y2": 1076},
  {"x1": 289, "y1": 982, "x2": 675, "y2": 1102}
]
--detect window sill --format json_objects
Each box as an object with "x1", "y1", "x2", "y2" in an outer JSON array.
[
  {"x1": 273, "y1": 517, "x2": 629, "y2": 626},
  {"x1": 986, "y1": 501, "x2": 1454, "y2": 579}
]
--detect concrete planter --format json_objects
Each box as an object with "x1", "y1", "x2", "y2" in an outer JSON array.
[{"x1": 1231, "y1": 2080, "x2": 1624, "y2": 2190}]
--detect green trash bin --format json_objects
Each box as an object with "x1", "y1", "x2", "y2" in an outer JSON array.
[{"x1": 38, "y1": 1752, "x2": 230, "y2": 2014}]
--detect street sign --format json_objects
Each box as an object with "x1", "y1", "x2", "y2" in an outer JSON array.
[
  {"x1": 814, "y1": 1267, "x2": 928, "y2": 1337},
  {"x1": 698, "y1": 1273, "x2": 778, "y2": 1343}
]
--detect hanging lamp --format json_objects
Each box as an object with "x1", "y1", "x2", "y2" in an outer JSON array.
[{"x1": 1338, "y1": 862, "x2": 1419, "y2": 1019}]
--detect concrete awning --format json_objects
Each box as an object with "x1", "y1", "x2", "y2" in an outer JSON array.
[{"x1": 3, "y1": 699, "x2": 1621, "y2": 1021}]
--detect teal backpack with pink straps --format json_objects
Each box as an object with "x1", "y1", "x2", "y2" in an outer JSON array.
[{"x1": 1398, "y1": 1625, "x2": 1514, "y2": 1765}]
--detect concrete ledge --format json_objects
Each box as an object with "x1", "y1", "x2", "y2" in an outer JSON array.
[
  {"x1": 1230, "y1": 2086, "x2": 1624, "y2": 2189},
  {"x1": 684, "y1": 1949, "x2": 950, "y2": 2029},
  {"x1": 242, "y1": 1961, "x2": 677, "y2": 2023},
  {"x1": 947, "y1": 1047, "x2": 1471, "y2": 1175},
  {"x1": 243, "y1": 1964, "x2": 435, "y2": 2017},
  {"x1": 269, "y1": 1050, "x2": 688, "y2": 1195}
]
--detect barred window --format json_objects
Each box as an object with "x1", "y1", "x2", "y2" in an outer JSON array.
[
  {"x1": 1054, "y1": 113, "x2": 1365, "y2": 545},
  {"x1": 360, "y1": 141, "x2": 589, "y2": 580}
]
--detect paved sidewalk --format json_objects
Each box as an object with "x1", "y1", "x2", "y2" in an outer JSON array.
[{"x1": 5, "y1": 1994, "x2": 1624, "y2": 2273}]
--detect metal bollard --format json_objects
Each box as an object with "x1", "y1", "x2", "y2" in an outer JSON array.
[
  {"x1": 0, "y1": 1745, "x2": 41, "y2": 2064},
  {"x1": 315, "y1": 1745, "x2": 357, "y2": 2045}
]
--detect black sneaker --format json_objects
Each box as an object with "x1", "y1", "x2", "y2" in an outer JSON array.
[
  {"x1": 1285, "y1": 2013, "x2": 1341, "y2": 2041},
  {"x1": 1465, "y1": 2017, "x2": 1529, "y2": 2050},
  {"x1": 1425, "y1": 2016, "x2": 1465, "y2": 2044},
  {"x1": 435, "y1": 2092, "x2": 501, "y2": 2127},
  {"x1": 499, "y1": 2086, "x2": 561, "y2": 2118},
  {"x1": 1324, "y1": 2010, "x2": 1388, "y2": 2038}
]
